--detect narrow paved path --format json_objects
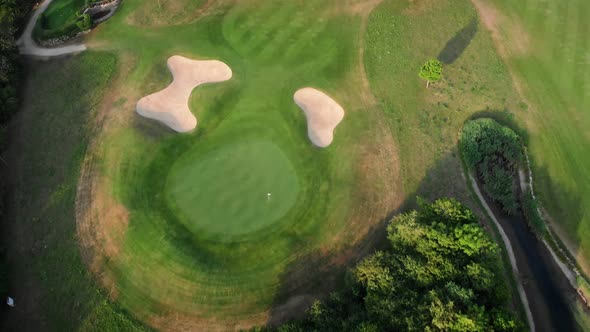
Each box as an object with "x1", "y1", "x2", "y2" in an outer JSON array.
[
  {"x1": 468, "y1": 173, "x2": 535, "y2": 331},
  {"x1": 17, "y1": 0, "x2": 87, "y2": 57}
]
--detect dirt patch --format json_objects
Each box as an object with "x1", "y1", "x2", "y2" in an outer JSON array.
[
  {"x1": 76, "y1": 175, "x2": 128, "y2": 299},
  {"x1": 294, "y1": 88, "x2": 345, "y2": 147},
  {"x1": 471, "y1": 0, "x2": 531, "y2": 57}
]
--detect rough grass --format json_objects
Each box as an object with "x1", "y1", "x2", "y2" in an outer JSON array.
[
  {"x1": 1, "y1": 53, "x2": 148, "y2": 331},
  {"x1": 485, "y1": 0, "x2": 590, "y2": 280}
]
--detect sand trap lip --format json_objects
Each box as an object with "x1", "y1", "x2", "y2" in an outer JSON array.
[
  {"x1": 136, "y1": 55, "x2": 232, "y2": 132},
  {"x1": 294, "y1": 88, "x2": 345, "y2": 148}
]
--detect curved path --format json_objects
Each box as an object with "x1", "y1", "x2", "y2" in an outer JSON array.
[
  {"x1": 17, "y1": 0, "x2": 87, "y2": 57},
  {"x1": 468, "y1": 172, "x2": 578, "y2": 331}
]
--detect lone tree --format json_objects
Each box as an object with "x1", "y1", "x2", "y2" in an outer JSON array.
[{"x1": 419, "y1": 58, "x2": 443, "y2": 88}]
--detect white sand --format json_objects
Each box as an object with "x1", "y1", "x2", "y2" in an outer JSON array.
[
  {"x1": 294, "y1": 88, "x2": 345, "y2": 148},
  {"x1": 17, "y1": 0, "x2": 87, "y2": 57},
  {"x1": 136, "y1": 56, "x2": 232, "y2": 132}
]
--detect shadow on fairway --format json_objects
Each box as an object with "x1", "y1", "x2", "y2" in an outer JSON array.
[
  {"x1": 265, "y1": 152, "x2": 476, "y2": 326},
  {"x1": 437, "y1": 18, "x2": 478, "y2": 65}
]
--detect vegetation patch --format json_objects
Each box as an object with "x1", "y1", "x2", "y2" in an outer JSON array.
[
  {"x1": 460, "y1": 118, "x2": 523, "y2": 214},
  {"x1": 271, "y1": 199, "x2": 523, "y2": 331},
  {"x1": 34, "y1": 0, "x2": 93, "y2": 40}
]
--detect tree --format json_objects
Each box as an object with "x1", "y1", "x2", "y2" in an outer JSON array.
[
  {"x1": 419, "y1": 58, "x2": 443, "y2": 88},
  {"x1": 459, "y1": 118, "x2": 524, "y2": 214},
  {"x1": 269, "y1": 199, "x2": 524, "y2": 332}
]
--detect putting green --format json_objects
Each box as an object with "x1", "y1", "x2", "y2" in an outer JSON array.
[{"x1": 166, "y1": 140, "x2": 300, "y2": 240}]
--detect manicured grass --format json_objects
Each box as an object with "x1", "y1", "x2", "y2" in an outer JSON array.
[
  {"x1": 75, "y1": 0, "x2": 399, "y2": 328},
  {"x1": 487, "y1": 0, "x2": 590, "y2": 277},
  {"x1": 167, "y1": 140, "x2": 300, "y2": 240},
  {"x1": 1, "y1": 53, "x2": 148, "y2": 331}
]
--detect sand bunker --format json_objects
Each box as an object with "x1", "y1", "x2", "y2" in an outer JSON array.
[
  {"x1": 136, "y1": 55, "x2": 232, "y2": 132},
  {"x1": 294, "y1": 88, "x2": 345, "y2": 147}
]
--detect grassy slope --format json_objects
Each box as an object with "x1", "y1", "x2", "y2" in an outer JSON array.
[
  {"x1": 364, "y1": 0, "x2": 521, "y2": 204},
  {"x1": 1, "y1": 53, "x2": 147, "y2": 331},
  {"x1": 76, "y1": 0, "x2": 400, "y2": 328},
  {"x1": 488, "y1": 0, "x2": 590, "y2": 276}
]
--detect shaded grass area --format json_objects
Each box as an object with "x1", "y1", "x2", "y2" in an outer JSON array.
[
  {"x1": 0, "y1": 53, "x2": 148, "y2": 331},
  {"x1": 488, "y1": 0, "x2": 590, "y2": 280}
]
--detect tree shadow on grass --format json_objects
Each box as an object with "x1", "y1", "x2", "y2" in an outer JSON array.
[
  {"x1": 265, "y1": 152, "x2": 472, "y2": 326},
  {"x1": 437, "y1": 18, "x2": 478, "y2": 65},
  {"x1": 262, "y1": 136, "x2": 586, "y2": 329}
]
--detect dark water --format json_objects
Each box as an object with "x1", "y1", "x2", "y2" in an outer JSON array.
[{"x1": 486, "y1": 197, "x2": 578, "y2": 331}]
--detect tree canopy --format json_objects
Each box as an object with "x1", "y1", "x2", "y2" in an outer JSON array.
[
  {"x1": 460, "y1": 118, "x2": 524, "y2": 214},
  {"x1": 419, "y1": 58, "x2": 443, "y2": 87},
  {"x1": 265, "y1": 198, "x2": 523, "y2": 332}
]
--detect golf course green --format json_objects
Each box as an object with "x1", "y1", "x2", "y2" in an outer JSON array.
[
  {"x1": 6, "y1": 0, "x2": 590, "y2": 330},
  {"x1": 166, "y1": 140, "x2": 300, "y2": 240}
]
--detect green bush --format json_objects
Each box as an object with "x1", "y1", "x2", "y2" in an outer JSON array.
[
  {"x1": 522, "y1": 190, "x2": 547, "y2": 236},
  {"x1": 269, "y1": 199, "x2": 524, "y2": 332},
  {"x1": 34, "y1": 12, "x2": 93, "y2": 40},
  {"x1": 75, "y1": 13, "x2": 92, "y2": 31},
  {"x1": 460, "y1": 118, "x2": 523, "y2": 214}
]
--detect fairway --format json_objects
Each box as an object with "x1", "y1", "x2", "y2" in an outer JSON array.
[{"x1": 166, "y1": 140, "x2": 300, "y2": 240}]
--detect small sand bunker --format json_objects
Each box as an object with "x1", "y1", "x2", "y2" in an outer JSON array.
[
  {"x1": 294, "y1": 88, "x2": 345, "y2": 148},
  {"x1": 136, "y1": 55, "x2": 232, "y2": 132}
]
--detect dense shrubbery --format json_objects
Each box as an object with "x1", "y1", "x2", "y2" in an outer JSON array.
[
  {"x1": 35, "y1": 12, "x2": 93, "y2": 40},
  {"x1": 522, "y1": 190, "x2": 547, "y2": 236},
  {"x1": 264, "y1": 199, "x2": 523, "y2": 332},
  {"x1": 460, "y1": 118, "x2": 523, "y2": 214}
]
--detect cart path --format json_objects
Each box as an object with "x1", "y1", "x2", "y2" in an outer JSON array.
[{"x1": 17, "y1": 0, "x2": 87, "y2": 57}]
